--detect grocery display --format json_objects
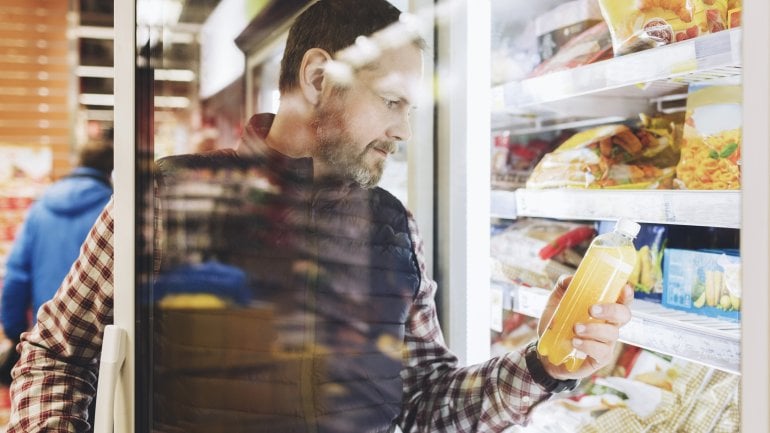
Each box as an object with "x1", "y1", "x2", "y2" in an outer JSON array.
[{"x1": 490, "y1": 0, "x2": 744, "y2": 429}]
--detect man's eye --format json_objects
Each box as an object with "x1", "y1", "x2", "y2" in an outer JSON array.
[{"x1": 383, "y1": 98, "x2": 399, "y2": 109}]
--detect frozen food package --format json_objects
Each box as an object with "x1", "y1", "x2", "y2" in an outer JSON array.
[
  {"x1": 490, "y1": 132, "x2": 561, "y2": 186},
  {"x1": 534, "y1": 0, "x2": 603, "y2": 62},
  {"x1": 490, "y1": 311, "x2": 538, "y2": 357},
  {"x1": 597, "y1": 0, "x2": 728, "y2": 56},
  {"x1": 677, "y1": 371, "x2": 740, "y2": 433},
  {"x1": 491, "y1": 130, "x2": 510, "y2": 176},
  {"x1": 529, "y1": 21, "x2": 614, "y2": 77},
  {"x1": 675, "y1": 76, "x2": 741, "y2": 190},
  {"x1": 490, "y1": 218, "x2": 590, "y2": 289},
  {"x1": 663, "y1": 248, "x2": 741, "y2": 322},
  {"x1": 526, "y1": 123, "x2": 678, "y2": 189},
  {"x1": 727, "y1": 0, "x2": 741, "y2": 28}
]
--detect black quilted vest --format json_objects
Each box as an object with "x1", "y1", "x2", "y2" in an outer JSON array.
[{"x1": 152, "y1": 142, "x2": 420, "y2": 433}]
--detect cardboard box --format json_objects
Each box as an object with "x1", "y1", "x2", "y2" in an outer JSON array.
[{"x1": 663, "y1": 249, "x2": 740, "y2": 322}]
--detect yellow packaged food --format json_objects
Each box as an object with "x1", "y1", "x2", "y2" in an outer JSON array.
[
  {"x1": 727, "y1": 0, "x2": 741, "y2": 28},
  {"x1": 675, "y1": 77, "x2": 741, "y2": 190},
  {"x1": 597, "y1": 0, "x2": 728, "y2": 56},
  {"x1": 526, "y1": 120, "x2": 680, "y2": 190}
]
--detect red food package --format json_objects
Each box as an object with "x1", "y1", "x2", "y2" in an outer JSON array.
[{"x1": 529, "y1": 21, "x2": 613, "y2": 77}]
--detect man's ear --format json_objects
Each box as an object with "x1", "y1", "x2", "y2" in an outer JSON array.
[{"x1": 299, "y1": 48, "x2": 332, "y2": 106}]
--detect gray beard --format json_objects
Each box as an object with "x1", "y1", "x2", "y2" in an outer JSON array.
[
  {"x1": 317, "y1": 139, "x2": 386, "y2": 189},
  {"x1": 314, "y1": 100, "x2": 392, "y2": 188}
]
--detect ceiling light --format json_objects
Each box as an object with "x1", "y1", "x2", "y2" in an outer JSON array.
[
  {"x1": 137, "y1": 0, "x2": 184, "y2": 27},
  {"x1": 79, "y1": 93, "x2": 115, "y2": 106},
  {"x1": 154, "y1": 96, "x2": 190, "y2": 108},
  {"x1": 76, "y1": 66, "x2": 114, "y2": 78},
  {"x1": 154, "y1": 69, "x2": 195, "y2": 82}
]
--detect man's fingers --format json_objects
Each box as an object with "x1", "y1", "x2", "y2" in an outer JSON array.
[
  {"x1": 617, "y1": 284, "x2": 634, "y2": 306},
  {"x1": 555, "y1": 274, "x2": 572, "y2": 294},
  {"x1": 574, "y1": 322, "x2": 620, "y2": 345},
  {"x1": 572, "y1": 337, "x2": 615, "y2": 366},
  {"x1": 590, "y1": 302, "x2": 632, "y2": 327}
]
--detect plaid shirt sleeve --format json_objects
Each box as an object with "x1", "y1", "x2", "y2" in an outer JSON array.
[
  {"x1": 6, "y1": 199, "x2": 115, "y2": 433},
  {"x1": 400, "y1": 211, "x2": 551, "y2": 432}
]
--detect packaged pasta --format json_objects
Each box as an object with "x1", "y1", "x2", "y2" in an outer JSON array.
[
  {"x1": 597, "y1": 0, "x2": 728, "y2": 56},
  {"x1": 675, "y1": 76, "x2": 741, "y2": 190}
]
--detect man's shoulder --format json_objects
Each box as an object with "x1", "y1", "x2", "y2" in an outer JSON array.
[
  {"x1": 156, "y1": 148, "x2": 239, "y2": 172},
  {"x1": 371, "y1": 186, "x2": 406, "y2": 211},
  {"x1": 155, "y1": 148, "x2": 254, "y2": 184}
]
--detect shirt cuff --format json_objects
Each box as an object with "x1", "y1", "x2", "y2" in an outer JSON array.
[{"x1": 497, "y1": 344, "x2": 554, "y2": 419}]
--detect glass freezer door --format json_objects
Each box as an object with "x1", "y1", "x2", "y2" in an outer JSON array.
[{"x1": 109, "y1": 1, "x2": 436, "y2": 432}]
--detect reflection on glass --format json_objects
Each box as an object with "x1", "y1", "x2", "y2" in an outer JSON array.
[
  {"x1": 142, "y1": 1, "x2": 427, "y2": 432},
  {"x1": 151, "y1": 146, "x2": 417, "y2": 432}
]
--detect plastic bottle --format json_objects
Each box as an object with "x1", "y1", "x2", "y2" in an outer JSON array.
[{"x1": 537, "y1": 218, "x2": 640, "y2": 372}]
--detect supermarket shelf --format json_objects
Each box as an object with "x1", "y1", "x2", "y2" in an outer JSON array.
[
  {"x1": 492, "y1": 280, "x2": 741, "y2": 374},
  {"x1": 490, "y1": 189, "x2": 517, "y2": 219},
  {"x1": 512, "y1": 188, "x2": 739, "y2": 228},
  {"x1": 491, "y1": 114, "x2": 628, "y2": 135},
  {"x1": 495, "y1": 27, "x2": 742, "y2": 110}
]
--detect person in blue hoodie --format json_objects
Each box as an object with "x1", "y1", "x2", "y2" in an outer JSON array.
[{"x1": 0, "y1": 139, "x2": 113, "y2": 352}]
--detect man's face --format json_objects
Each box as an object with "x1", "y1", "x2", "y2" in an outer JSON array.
[{"x1": 313, "y1": 44, "x2": 423, "y2": 188}]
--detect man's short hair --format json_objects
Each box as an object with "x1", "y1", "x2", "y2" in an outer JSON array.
[{"x1": 279, "y1": 0, "x2": 422, "y2": 93}]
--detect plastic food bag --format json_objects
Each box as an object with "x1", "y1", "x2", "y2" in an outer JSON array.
[
  {"x1": 598, "y1": 0, "x2": 728, "y2": 56},
  {"x1": 727, "y1": 0, "x2": 741, "y2": 28},
  {"x1": 535, "y1": 0, "x2": 604, "y2": 62},
  {"x1": 529, "y1": 21, "x2": 614, "y2": 77},
  {"x1": 490, "y1": 219, "x2": 589, "y2": 288},
  {"x1": 526, "y1": 121, "x2": 679, "y2": 189},
  {"x1": 675, "y1": 77, "x2": 741, "y2": 190}
]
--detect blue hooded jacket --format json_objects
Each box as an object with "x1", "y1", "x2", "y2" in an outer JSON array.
[{"x1": 1, "y1": 167, "x2": 112, "y2": 339}]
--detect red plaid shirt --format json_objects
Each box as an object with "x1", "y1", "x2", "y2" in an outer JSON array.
[{"x1": 6, "y1": 199, "x2": 550, "y2": 433}]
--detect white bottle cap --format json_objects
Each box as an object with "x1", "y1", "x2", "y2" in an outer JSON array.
[{"x1": 615, "y1": 218, "x2": 641, "y2": 238}]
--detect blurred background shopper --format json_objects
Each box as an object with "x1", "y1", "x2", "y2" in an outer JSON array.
[{"x1": 0, "y1": 137, "x2": 112, "y2": 384}]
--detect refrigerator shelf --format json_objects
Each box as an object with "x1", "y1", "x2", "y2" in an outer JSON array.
[
  {"x1": 494, "y1": 28, "x2": 742, "y2": 111},
  {"x1": 492, "y1": 188, "x2": 739, "y2": 228},
  {"x1": 491, "y1": 279, "x2": 740, "y2": 375}
]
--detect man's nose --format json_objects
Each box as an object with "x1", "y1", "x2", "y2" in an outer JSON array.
[{"x1": 387, "y1": 111, "x2": 412, "y2": 142}]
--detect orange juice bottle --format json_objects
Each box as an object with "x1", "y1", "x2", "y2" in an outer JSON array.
[{"x1": 537, "y1": 218, "x2": 640, "y2": 372}]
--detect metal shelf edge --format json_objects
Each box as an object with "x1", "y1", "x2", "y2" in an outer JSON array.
[
  {"x1": 498, "y1": 28, "x2": 741, "y2": 109},
  {"x1": 513, "y1": 188, "x2": 740, "y2": 228}
]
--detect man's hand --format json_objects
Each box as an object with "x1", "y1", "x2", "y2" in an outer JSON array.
[{"x1": 537, "y1": 275, "x2": 634, "y2": 380}]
